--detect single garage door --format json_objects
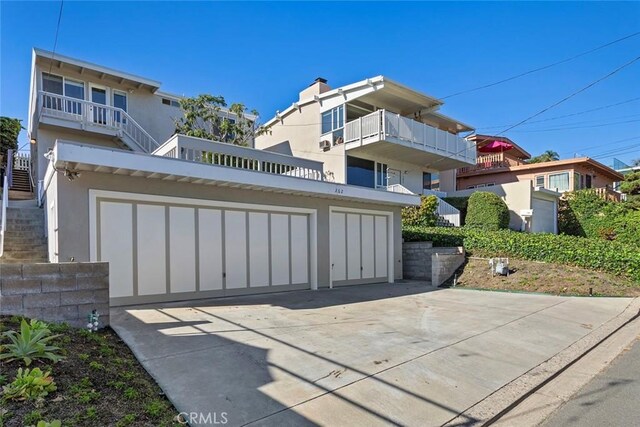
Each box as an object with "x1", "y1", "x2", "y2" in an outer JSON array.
[
  {"x1": 531, "y1": 198, "x2": 556, "y2": 233},
  {"x1": 92, "y1": 192, "x2": 314, "y2": 305},
  {"x1": 330, "y1": 209, "x2": 392, "y2": 286}
]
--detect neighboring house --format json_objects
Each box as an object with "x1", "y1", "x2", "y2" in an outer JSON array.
[
  {"x1": 449, "y1": 181, "x2": 561, "y2": 234},
  {"x1": 457, "y1": 134, "x2": 625, "y2": 201},
  {"x1": 3, "y1": 48, "x2": 422, "y2": 308},
  {"x1": 27, "y1": 48, "x2": 255, "y2": 183},
  {"x1": 255, "y1": 76, "x2": 477, "y2": 196}
]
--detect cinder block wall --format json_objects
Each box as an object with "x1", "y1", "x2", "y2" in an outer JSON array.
[
  {"x1": 402, "y1": 242, "x2": 465, "y2": 286},
  {"x1": 0, "y1": 263, "x2": 109, "y2": 328}
]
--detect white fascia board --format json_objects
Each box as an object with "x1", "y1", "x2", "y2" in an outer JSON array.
[
  {"x1": 33, "y1": 48, "x2": 161, "y2": 90},
  {"x1": 53, "y1": 141, "x2": 420, "y2": 207}
]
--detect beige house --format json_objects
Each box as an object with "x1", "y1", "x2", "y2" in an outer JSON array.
[
  {"x1": 457, "y1": 135, "x2": 625, "y2": 200},
  {"x1": 3, "y1": 48, "x2": 424, "y2": 307}
]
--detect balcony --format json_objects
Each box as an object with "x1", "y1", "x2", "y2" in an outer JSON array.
[
  {"x1": 343, "y1": 110, "x2": 476, "y2": 170},
  {"x1": 457, "y1": 153, "x2": 512, "y2": 175},
  {"x1": 38, "y1": 91, "x2": 159, "y2": 153},
  {"x1": 153, "y1": 135, "x2": 324, "y2": 181}
]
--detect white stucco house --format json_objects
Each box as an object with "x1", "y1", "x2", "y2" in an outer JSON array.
[{"x1": 1, "y1": 48, "x2": 430, "y2": 307}]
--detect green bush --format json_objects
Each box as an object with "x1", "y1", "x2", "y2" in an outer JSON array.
[
  {"x1": 559, "y1": 190, "x2": 640, "y2": 246},
  {"x1": 465, "y1": 192, "x2": 510, "y2": 230},
  {"x1": 401, "y1": 195, "x2": 438, "y2": 227},
  {"x1": 442, "y1": 196, "x2": 469, "y2": 225},
  {"x1": 402, "y1": 226, "x2": 640, "y2": 282}
]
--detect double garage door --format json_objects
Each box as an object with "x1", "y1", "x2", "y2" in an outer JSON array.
[
  {"x1": 93, "y1": 193, "x2": 312, "y2": 306},
  {"x1": 330, "y1": 210, "x2": 391, "y2": 286}
]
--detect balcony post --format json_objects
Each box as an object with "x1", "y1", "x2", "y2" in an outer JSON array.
[{"x1": 358, "y1": 116, "x2": 362, "y2": 145}]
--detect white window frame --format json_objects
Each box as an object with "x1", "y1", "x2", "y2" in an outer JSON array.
[
  {"x1": 42, "y1": 72, "x2": 86, "y2": 100},
  {"x1": 534, "y1": 175, "x2": 545, "y2": 188},
  {"x1": 548, "y1": 171, "x2": 571, "y2": 192},
  {"x1": 112, "y1": 89, "x2": 128, "y2": 112},
  {"x1": 321, "y1": 105, "x2": 345, "y2": 135}
]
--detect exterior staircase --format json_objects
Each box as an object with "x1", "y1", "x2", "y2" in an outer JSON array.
[
  {"x1": 8, "y1": 169, "x2": 35, "y2": 201},
  {"x1": 435, "y1": 215, "x2": 456, "y2": 227},
  {"x1": 0, "y1": 200, "x2": 48, "y2": 264}
]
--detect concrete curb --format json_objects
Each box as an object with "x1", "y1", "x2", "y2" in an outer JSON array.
[{"x1": 443, "y1": 297, "x2": 640, "y2": 427}]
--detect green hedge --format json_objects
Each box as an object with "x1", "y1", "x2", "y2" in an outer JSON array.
[
  {"x1": 401, "y1": 195, "x2": 438, "y2": 227},
  {"x1": 465, "y1": 192, "x2": 510, "y2": 230},
  {"x1": 559, "y1": 190, "x2": 640, "y2": 247},
  {"x1": 403, "y1": 226, "x2": 640, "y2": 282}
]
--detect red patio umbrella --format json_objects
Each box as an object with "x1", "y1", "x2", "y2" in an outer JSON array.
[{"x1": 478, "y1": 140, "x2": 514, "y2": 153}]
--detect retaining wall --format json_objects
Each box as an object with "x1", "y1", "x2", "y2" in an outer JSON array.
[
  {"x1": 0, "y1": 262, "x2": 109, "y2": 328},
  {"x1": 402, "y1": 242, "x2": 465, "y2": 286}
]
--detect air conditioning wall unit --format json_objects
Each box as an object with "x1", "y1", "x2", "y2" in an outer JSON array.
[{"x1": 319, "y1": 140, "x2": 331, "y2": 151}]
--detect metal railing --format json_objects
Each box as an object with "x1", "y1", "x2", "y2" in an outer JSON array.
[
  {"x1": 39, "y1": 91, "x2": 160, "y2": 153},
  {"x1": 154, "y1": 135, "x2": 325, "y2": 181},
  {"x1": 344, "y1": 110, "x2": 476, "y2": 163}
]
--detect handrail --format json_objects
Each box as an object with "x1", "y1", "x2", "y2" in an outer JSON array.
[
  {"x1": 6, "y1": 148, "x2": 14, "y2": 188},
  {"x1": 1, "y1": 175, "x2": 8, "y2": 257},
  {"x1": 39, "y1": 91, "x2": 160, "y2": 153}
]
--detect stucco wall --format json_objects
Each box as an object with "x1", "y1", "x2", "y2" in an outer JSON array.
[{"x1": 50, "y1": 170, "x2": 404, "y2": 288}]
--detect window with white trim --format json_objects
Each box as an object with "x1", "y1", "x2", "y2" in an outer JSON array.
[
  {"x1": 321, "y1": 105, "x2": 345, "y2": 145},
  {"x1": 535, "y1": 175, "x2": 545, "y2": 188},
  {"x1": 548, "y1": 172, "x2": 570, "y2": 192}
]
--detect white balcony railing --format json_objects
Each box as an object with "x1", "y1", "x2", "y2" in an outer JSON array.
[
  {"x1": 13, "y1": 152, "x2": 30, "y2": 170},
  {"x1": 39, "y1": 91, "x2": 159, "y2": 153},
  {"x1": 344, "y1": 110, "x2": 476, "y2": 164},
  {"x1": 153, "y1": 135, "x2": 325, "y2": 181}
]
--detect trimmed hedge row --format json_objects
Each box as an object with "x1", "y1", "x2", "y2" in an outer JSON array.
[
  {"x1": 403, "y1": 226, "x2": 640, "y2": 282},
  {"x1": 465, "y1": 192, "x2": 510, "y2": 231}
]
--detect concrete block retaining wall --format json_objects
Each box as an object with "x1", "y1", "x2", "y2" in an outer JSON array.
[
  {"x1": 402, "y1": 242, "x2": 465, "y2": 286},
  {"x1": 0, "y1": 263, "x2": 109, "y2": 328}
]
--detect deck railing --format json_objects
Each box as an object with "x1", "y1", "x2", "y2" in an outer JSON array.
[
  {"x1": 153, "y1": 136, "x2": 325, "y2": 181},
  {"x1": 13, "y1": 152, "x2": 30, "y2": 170},
  {"x1": 39, "y1": 91, "x2": 160, "y2": 153},
  {"x1": 344, "y1": 110, "x2": 476, "y2": 163}
]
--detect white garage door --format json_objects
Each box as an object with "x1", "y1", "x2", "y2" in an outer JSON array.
[
  {"x1": 330, "y1": 209, "x2": 392, "y2": 286},
  {"x1": 531, "y1": 198, "x2": 556, "y2": 233},
  {"x1": 92, "y1": 192, "x2": 314, "y2": 306}
]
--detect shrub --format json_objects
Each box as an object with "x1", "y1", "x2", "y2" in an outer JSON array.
[
  {"x1": 0, "y1": 320, "x2": 64, "y2": 366},
  {"x1": 559, "y1": 190, "x2": 640, "y2": 246},
  {"x1": 2, "y1": 368, "x2": 57, "y2": 401},
  {"x1": 465, "y1": 192, "x2": 510, "y2": 230},
  {"x1": 402, "y1": 226, "x2": 640, "y2": 282},
  {"x1": 402, "y1": 195, "x2": 438, "y2": 227}
]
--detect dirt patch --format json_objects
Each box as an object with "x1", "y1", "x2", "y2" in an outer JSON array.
[
  {"x1": 444, "y1": 257, "x2": 640, "y2": 297},
  {"x1": 0, "y1": 316, "x2": 180, "y2": 427}
]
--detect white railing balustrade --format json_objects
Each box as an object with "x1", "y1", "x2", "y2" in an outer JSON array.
[
  {"x1": 385, "y1": 184, "x2": 415, "y2": 195},
  {"x1": 344, "y1": 110, "x2": 476, "y2": 163},
  {"x1": 39, "y1": 91, "x2": 159, "y2": 153},
  {"x1": 13, "y1": 152, "x2": 30, "y2": 170},
  {"x1": 153, "y1": 135, "x2": 324, "y2": 181},
  {"x1": 435, "y1": 197, "x2": 460, "y2": 227}
]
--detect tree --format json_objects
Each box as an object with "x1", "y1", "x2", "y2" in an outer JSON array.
[
  {"x1": 528, "y1": 150, "x2": 560, "y2": 164},
  {"x1": 631, "y1": 158, "x2": 640, "y2": 167},
  {"x1": 0, "y1": 117, "x2": 23, "y2": 165},
  {"x1": 620, "y1": 171, "x2": 640, "y2": 195},
  {"x1": 173, "y1": 94, "x2": 264, "y2": 146}
]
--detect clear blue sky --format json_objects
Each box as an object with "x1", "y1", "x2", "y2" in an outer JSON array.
[{"x1": 1, "y1": 1, "x2": 639, "y2": 166}]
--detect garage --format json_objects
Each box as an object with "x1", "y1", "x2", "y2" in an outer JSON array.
[
  {"x1": 531, "y1": 197, "x2": 557, "y2": 233},
  {"x1": 90, "y1": 191, "x2": 317, "y2": 306},
  {"x1": 330, "y1": 208, "x2": 393, "y2": 287}
]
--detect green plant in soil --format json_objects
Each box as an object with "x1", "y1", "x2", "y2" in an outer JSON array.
[
  {"x1": 0, "y1": 319, "x2": 65, "y2": 366},
  {"x1": 2, "y1": 367, "x2": 57, "y2": 401}
]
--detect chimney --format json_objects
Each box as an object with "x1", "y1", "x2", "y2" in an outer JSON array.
[{"x1": 299, "y1": 77, "x2": 331, "y2": 101}]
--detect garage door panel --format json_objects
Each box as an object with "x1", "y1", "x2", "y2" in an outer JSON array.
[
  {"x1": 361, "y1": 215, "x2": 375, "y2": 279},
  {"x1": 271, "y1": 214, "x2": 290, "y2": 286},
  {"x1": 346, "y1": 214, "x2": 361, "y2": 280},
  {"x1": 249, "y1": 212, "x2": 270, "y2": 287},
  {"x1": 169, "y1": 207, "x2": 196, "y2": 293},
  {"x1": 198, "y1": 209, "x2": 223, "y2": 291},
  {"x1": 290, "y1": 215, "x2": 309, "y2": 284},
  {"x1": 331, "y1": 212, "x2": 347, "y2": 281},
  {"x1": 100, "y1": 202, "x2": 134, "y2": 298},
  {"x1": 375, "y1": 216, "x2": 388, "y2": 278},
  {"x1": 225, "y1": 211, "x2": 247, "y2": 289},
  {"x1": 137, "y1": 204, "x2": 166, "y2": 296}
]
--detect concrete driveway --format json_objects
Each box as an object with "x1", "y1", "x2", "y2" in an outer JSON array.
[{"x1": 110, "y1": 283, "x2": 634, "y2": 426}]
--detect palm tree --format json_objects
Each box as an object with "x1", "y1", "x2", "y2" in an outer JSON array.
[
  {"x1": 528, "y1": 150, "x2": 560, "y2": 164},
  {"x1": 632, "y1": 158, "x2": 640, "y2": 167}
]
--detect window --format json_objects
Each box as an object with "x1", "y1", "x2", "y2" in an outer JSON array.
[
  {"x1": 346, "y1": 156, "x2": 375, "y2": 188},
  {"x1": 487, "y1": 183, "x2": 495, "y2": 187},
  {"x1": 548, "y1": 172, "x2": 570, "y2": 192},
  {"x1": 42, "y1": 73, "x2": 63, "y2": 95},
  {"x1": 113, "y1": 90, "x2": 127, "y2": 123},
  {"x1": 321, "y1": 106, "x2": 344, "y2": 134},
  {"x1": 574, "y1": 172, "x2": 581, "y2": 190},
  {"x1": 376, "y1": 163, "x2": 388, "y2": 188},
  {"x1": 64, "y1": 79, "x2": 84, "y2": 115},
  {"x1": 585, "y1": 174, "x2": 592, "y2": 189},
  {"x1": 162, "y1": 98, "x2": 181, "y2": 107},
  {"x1": 422, "y1": 172, "x2": 440, "y2": 191},
  {"x1": 535, "y1": 175, "x2": 545, "y2": 187}
]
